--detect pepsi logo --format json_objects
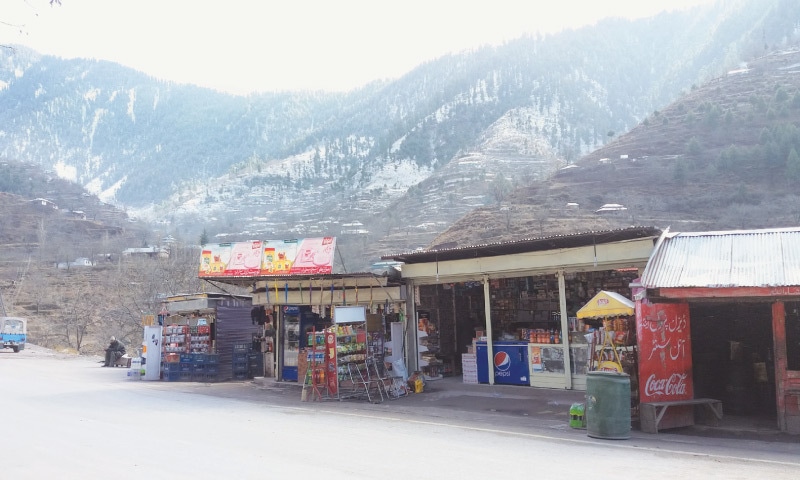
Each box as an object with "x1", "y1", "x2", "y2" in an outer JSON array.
[{"x1": 494, "y1": 351, "x2": 511, "y2": 371}]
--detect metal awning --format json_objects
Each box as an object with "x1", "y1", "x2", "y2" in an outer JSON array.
[
  {"x1": 382, "y1": 226, "x2": 662, "y2": 264},
  {"x1": 640, "y1": 226, "x2": 800, "y2": 289}
]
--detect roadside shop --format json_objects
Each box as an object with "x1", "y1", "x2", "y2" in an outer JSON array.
[
  {"x1": 637, "y1": 227, "x2": 800, "y2": 434},
  {"x1": 197, "y1": 238, "x2": 407, "y2": 386},
  {"x1": 381, "y1": 226, "x2": 660, "y2": 392},
  {"x1": 157, "y1": 293, "x2": 259, "y2": 382}
]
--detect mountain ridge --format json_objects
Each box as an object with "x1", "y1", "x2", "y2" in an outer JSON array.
[{"x1": 1, "y1": 0, "x2": 799, "y2": 270}]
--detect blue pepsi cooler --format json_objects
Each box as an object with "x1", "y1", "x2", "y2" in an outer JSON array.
[{"x1": 476, "y1": 341, "x2": 529, "y2": 385}]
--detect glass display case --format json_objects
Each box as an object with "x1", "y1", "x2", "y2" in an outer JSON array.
[
  {"x1": 528, "y1": 343, "x2": 590, "y2": 388},
  {"x1": 281, "y1": 306, "x2": 300, "y2": 381}
]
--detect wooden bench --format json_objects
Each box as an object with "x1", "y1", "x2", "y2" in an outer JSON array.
[{"x1": 640, "y1": 398, "x2": 723, "y2": 433}]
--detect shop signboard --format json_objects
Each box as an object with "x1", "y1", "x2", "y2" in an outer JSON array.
[
  {"x1": 636, "y1": 300, "x2": 694, "y2": 429},
  {"x1": 334, "y1": 305, "x2": 366, "y2": 324},
  {"x1": 199, "y1": 237, "x2": 336, "y2": 277}
]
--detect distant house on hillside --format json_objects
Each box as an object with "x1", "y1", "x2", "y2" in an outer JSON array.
[
  {"x1": 67, "y1": 210, "x2": 87, "y2": 220},
  {"x1": 56, "y1": 257, "x2": 94, "y2": 269},
  {"x1": 123, "y1": 246, "x2": 169, "y2": 259},
  {"x1": 595, "y1": 203, "x2": 628, "y2": 214},
  {"x1": 30, "y1": 198, "x2": 57, "y2": 210}
]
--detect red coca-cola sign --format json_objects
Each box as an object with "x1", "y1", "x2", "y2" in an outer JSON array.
[
  {"x1": 636, "y1": 301, "x2": 693, "y2": 403},
  {"x1": 643, "y1": 372, "x2": 688, "y2": 397}
]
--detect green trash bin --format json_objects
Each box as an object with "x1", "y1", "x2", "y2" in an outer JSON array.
[{"x1": 585, "y1": 371, "x2": 631, "y2": 439}]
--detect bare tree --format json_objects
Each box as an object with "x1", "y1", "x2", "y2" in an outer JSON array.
[
  {"x1": 57, "y1": 282, "x2": 104, "y2": 352},
  {"x1": 490, "y1": 173, "x2": 513, "y2": 204}
]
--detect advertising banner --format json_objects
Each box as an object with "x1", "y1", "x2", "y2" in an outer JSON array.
[
  {"x1": 636, "y1": 300, "x2": 694, "y2": 428},
  {"x1": 199, "y1": 241, "x2": 263, "y2": 277},
  {"x1": 325, "y1": 329, "x2": 338, "y2": 395},
  {"x1": 261, "y1": 237, "x2": 335, "y2": 275},
  {"x1": 529, "y1": 345, "x2": 543, "y2": 372},
  {"x1": 199, "y1": 237, "x2": 336, "y2": 277}
]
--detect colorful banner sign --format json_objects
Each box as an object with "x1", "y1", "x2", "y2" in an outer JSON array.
[
  {"x1": 199, "y1": 237, "x2": 336, "y2": 277},
  {"x1": 325, "y1": 329, "x2": 338, "y2": 395}
]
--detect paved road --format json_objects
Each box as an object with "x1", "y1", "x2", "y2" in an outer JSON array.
[{"x1": 2, "y1": 345, "x2": 799, "y2": 479}]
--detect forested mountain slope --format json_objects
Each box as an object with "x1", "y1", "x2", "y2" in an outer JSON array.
[
  {"x1": 1, "y1": 0, "x2": 799, "y2": 269},
  {"x1": 432, "y1": 47, "x2": 800, "y2": 248}
]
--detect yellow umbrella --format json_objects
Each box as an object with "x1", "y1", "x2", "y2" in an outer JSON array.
[{"x1": 576, "y1": 290, "x2": 634, "y2": 319}]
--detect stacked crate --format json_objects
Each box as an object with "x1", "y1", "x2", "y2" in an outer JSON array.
[
  {"x1": 232, "y1": 343, "x2": 249, "y2": 380},
  {"x1": 190, "y1": 325, "x2": 212, "y2": 353},
  {"x1": 161, "y1": 352, "x2": 221, "y2": 382},
  {"x1": 248, "y1": 352, "x2": 264, "y2": 378},
  {"x1": 188, "y1": 353, "x2": 219, "y2": 382},
  {"x1": 203, "y1": 353, "x2": 219, "y2": 382},
  {"x1": 179, "y1": 353, "x2": 194, "y2": 381},
  {"x1": 191, "y1": 353, "x2": 207, "y2": 381},
  {"x1": 161, "y1": 359, "x2": 181, "y2": 381}
]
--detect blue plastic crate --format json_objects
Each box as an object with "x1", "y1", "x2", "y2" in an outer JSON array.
[
  {"x1": 180, "y1": 353, "x2": 193, "y2": 363},
  {"x1": 192, "y1": 353, "x2": 206, "y2": 363},
  {"x1": 233, "y1": 343, "x2": 250, "y2": 353},
  {"x1": 206, "y1": 365, "x2": 218, "y2": 375},
  {"x1": 232, "y1": 353, "x2": 248, "y2": 363},
  {"x1": 179, "y1": 372, "x2": 192, "y2": 381},
  {"x1": 192, "y1": 364, "x2": 207, "y2": 373},
  {"x1": 205, "y1": 354, "x2": 219, "y2": 364},
  {"x1": 163, "y1": 362, "x2": 180, "y2": 372},
  {"x1": 233, "y1": 364, "x2": 248, "y2": 374},
  {"x1": 165, "y1": 371, "x2": 180, "y2": 382}
]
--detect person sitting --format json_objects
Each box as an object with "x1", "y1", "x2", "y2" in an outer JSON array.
[{"x1": 103, "y1": 336, "x2": 126, "y2": 367}]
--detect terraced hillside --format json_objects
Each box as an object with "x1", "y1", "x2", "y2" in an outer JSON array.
[{"x1": 432, "y1": 48, "x2": 800, "y2": 248}]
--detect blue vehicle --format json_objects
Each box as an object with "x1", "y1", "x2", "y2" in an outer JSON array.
[{"x1": 0, "y1": 317, "x2": 27, "y2": 353}]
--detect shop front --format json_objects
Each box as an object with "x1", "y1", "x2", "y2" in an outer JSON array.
[
  {"x1": 250, "y1": 275, "x2": 406, "y2": 383},
  {"x1": 382, "y1": 226, "x2": 661, "y2": 391},
  {"x1": 157, "y1": 293, "x2": 260, "y2": 382},
  {"x1": 196, "y1": 237, "x2": 407, "y2": 385},
  {"x1": 638, "y1": 227, "x2": 800, "y2": 434}
]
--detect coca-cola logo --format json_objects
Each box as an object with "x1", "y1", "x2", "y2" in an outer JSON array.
[{"x1": 644, "y1": 373, "x2": 688, "y2": 397}]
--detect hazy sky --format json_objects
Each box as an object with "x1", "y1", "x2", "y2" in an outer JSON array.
[{"x1": 0, "y1": 0, "x2": 715, "y2": 95}]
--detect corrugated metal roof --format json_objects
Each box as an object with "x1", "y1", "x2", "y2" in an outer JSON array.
[
  {"x1": 640, "y1": 227, "x2": 800, "y2": 288},
  {"x1": 382, "y1": 226, "x2": 662, "y2": 264}
]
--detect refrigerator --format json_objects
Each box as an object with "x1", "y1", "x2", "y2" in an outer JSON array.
[
  {"x1": 299, "y1": 309, "x2": 325, "y2": 349},
  {"x1": 280, "y1": 306, "x2": 301, "y2": 381},
  {"x1": 476, "y1": 341, "x2": 529, "y2": 385}
]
